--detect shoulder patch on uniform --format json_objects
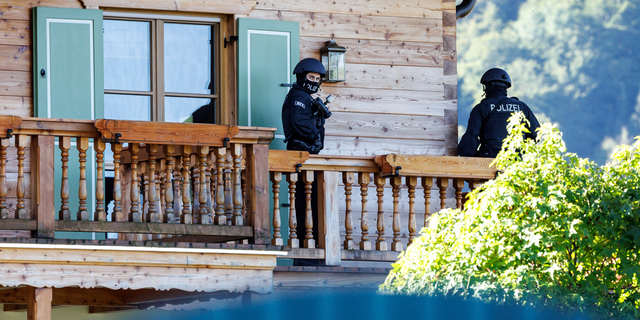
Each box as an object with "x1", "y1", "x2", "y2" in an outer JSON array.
[{"x1": 295, "y1": 101, "x2": 306, "y2": 109}]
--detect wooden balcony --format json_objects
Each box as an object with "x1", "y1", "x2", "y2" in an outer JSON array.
[{"x1": 0, "y1": 116, "x2": 496, "y2": 314}]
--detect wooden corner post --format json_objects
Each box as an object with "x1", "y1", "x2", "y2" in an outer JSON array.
[
  {"x1": 317, "y1": 171, "x2": 341, "y2": 266},
  {"x1": 246, "y1": 144, "x2": 270, "y2": 244},
  {"x1": 31, "y1": 136, "x2": 55, "y2": 239}
]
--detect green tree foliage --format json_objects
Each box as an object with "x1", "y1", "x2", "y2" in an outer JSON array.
[
  {"x1": 458, "y1": 0, "x2": 640, "y2": 164},
  {"x1": 381, "y1": 114, "x2": 640, "y2": 318}
]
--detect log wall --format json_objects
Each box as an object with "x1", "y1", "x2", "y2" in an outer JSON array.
[{"x1": 0, "y1": 0, "x2": 457, "y2": 157}]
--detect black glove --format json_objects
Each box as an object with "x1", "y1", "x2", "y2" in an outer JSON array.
[{"x1": 309, "y1": 139, "x2": 323, "y2": 154}]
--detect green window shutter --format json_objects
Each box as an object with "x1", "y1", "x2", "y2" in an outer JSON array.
[
  {"x1": 33, "y1": 7, "x2": 104, "y2": 240},
  {"x1": 237, "y1": 18, "x2": 299, "y2": 151},
  {"x1": 33, "y1": 7, "x2": 104, "y2": 120}
]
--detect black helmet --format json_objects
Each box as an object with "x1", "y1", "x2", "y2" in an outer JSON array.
[
  {"x1": 480, "y1": 68, "x2": 511, "y2": 88},
  {"x1": 293, "y1": 58, "x2": 326, "y2": 77}
]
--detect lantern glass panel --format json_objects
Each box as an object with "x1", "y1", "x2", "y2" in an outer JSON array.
[
  {"x1": 329, "y1": 52, "x2": 345, "y2": 81},
  {"x1": 322, "y1": 53, "x2": 329, "y2": 79}
]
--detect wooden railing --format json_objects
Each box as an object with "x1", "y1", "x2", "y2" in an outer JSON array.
[
  {"x1": 0, "y1": 117, "x2": 275, "y2": 243},
  {"x1": 267, "y1": 151, "x2": 496, "y2": 265},
  {"x1": 0, "y1": 115, "x2": 496, "y2": 265}
]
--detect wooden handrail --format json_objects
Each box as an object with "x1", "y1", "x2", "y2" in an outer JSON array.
[
  {"x1": 95, "y1": 119, "x2": 240, "y2": 146},
  {"x1": 231, "y1": 126, "x2": 277, "y2": 145},
  {"x1": 301, "y1": 155, "x2": 379, "y2": 173},
  {"x1": 14, "y1": 117, "x2": 100, "y2": 138},
  {"x1": 268, "y1": 150, "x2": 309, "y2": 172},
  {"x1": 0, "y1": 116, "x2": 22, "y2": 138},
  {"x1": 376, "y1": 154, "x2": 497, "y2": 179}
]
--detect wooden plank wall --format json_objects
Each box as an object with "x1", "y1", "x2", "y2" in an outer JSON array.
[
  {"x1": 247, "y1": 0, "x2": 458, "y2": 156},
  {"x1": 0, "y1": 0, "x2": 457, "y2": 156}
]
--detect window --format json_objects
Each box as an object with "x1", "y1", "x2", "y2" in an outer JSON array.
[{"x1": 103, "y1": 13, "x2": 220, "y2": 123}]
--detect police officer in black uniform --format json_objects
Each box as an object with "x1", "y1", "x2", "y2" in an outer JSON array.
[
  {"x1": 281, "y1": 58, "x2": 327, "y2": 257},
  {"x1": 282, "y1": 58, "x2": 327, "y2": 154},
  {"x1": 458, "y1": 68, "x2": 540, "y2": 157}
]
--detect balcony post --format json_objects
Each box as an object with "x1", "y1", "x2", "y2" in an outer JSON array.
[
  {"x1": 27, "y1": 286, "x2": 52, "y2": 320},
  {"x1": 31, "y1": 136, "x2": 55, "y2": 239},
  {"x1": 245, "y1": 144, "x2": 270, "y2": 244},
  {"x1": 317, "y1": 171, "x2": 341, "y2": 266}
]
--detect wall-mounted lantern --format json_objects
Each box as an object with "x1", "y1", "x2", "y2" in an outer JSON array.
[{"x1": 320, "y1": 40, "x2": 346, "y2": 82}]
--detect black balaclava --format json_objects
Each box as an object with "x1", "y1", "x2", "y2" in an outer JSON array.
[
  {"x1": 483, "y1": 81, "x2": 508, "y2": 98},
  {"x1": 296, "y1": 72, "x2": 321, "y2": 94}
]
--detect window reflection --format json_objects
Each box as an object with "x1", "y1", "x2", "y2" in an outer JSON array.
[
  {"x1": 104, "y1": 20, "x2": 151, "y2": 91},
  {"x1": 164, "y1": 23, "x2": 213, "y2": 95},
  {"x1": 165, "y1": 97, "x2": 214, "y2": 123},
  {"x1": 104, "y1": 94, "x2": 151, "y2": 120}
]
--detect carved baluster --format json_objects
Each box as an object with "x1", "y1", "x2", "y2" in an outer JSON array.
[
  {"x1": 146, "y1": 144, "x2": 159, "y2": 223},
  {"x1": 76, "y1": 137, "x2": 89, "y2": 221},
  {"x1": 207, "y1": 149, "x2": 216, "y2": 219},
  {"x1": 140, "y1": 164, "x2": 148, "y2": 219},
  {"x1": 422, "y1": 177, "x2": 433, "y2": 227},
  {"x1": 192, "y1": 166, "x2": 200, "y2": 219},
  {"x1": 391, "y1": 176, "x2": 402, "y2": 252},
  {"x1": 231, "y1": 144, "x2": 243, "y2": 226},
  {"x1": 164, "y1": 145, "x2": 175, "y2": 223},
  {"x1": 359, "y1": 173, "x2": 371, "y2": 250},
  {"x1": 208, "y1": 148, "x2": 218, "y2": 216},
  {"x1": 112, "y1": 142, "x2": 123, "y2": 221},
  {"x1": 437, "y1": 178, "x2": 448, "y2": 210},
  {"x1": 58, "y1": 137, "x2": 71, "y2": 220},
  {"x1": 343, "y1": 172, "x2": 355, "y2": 250},
  {"x1": 286, "y1": 172, "x2": 298, "y2": 248},
  {"x1": 214, "y1": 147, "x2": 226, "y2": 225},
  {"x1": 180, "y1": 146, "x2": 192, "y2": 224},
  {"x1": 241, "y1": 170, "x2": 247, "y2": 222},
  {"x1": 15, "y1": 135, "x2": 27, "y2": 219},
  {"x1": 197, "y1": 146, "x2": 211, "y2": 224},
  {"x1": 0, "y1": 139, "x2": 8, "y2": 219},
  {"x1": 302, "y1": 170, "x2": 315, "y2": 249},
  {"x1": 205, "y1": 151, "x2": 214, "y2": 220},
  {"x1": 271, "y1": 172, "x2": 283, "y2": 245},
  {"x1": 454, "y1": 178, "x2": 464, "y2": 209},
  {"x1": 94, "y1": 140, "x2": 106, "y2": 221},
  {"x1": 159, "y1": 161, "x2": 166, "y2": 218},
  {"x1": 128, "y1": 143, "x2": 141, "y2": 222},
  {"x1": 407, "y1": 176, "x2": 417, "y2": 246},
  {"x1": 374, "y1": 173, "x2": 387, "y2": 251},
  {"x1": 224, "y1": 153, "x2": 233, "y2": 223}
]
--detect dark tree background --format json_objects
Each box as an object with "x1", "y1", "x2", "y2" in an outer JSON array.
[{"x1": 458, "y1": 0, "x2": 640, "y2": 164}]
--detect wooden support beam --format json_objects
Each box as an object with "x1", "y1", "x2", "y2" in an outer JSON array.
[
  {"x1": 0, "y1": 287, "x2": 240, "y2": 307},
  {"x1": 4, "y1": 304, "x2": 27, "y2": 312},
  {"x1": 155, "y1": 235, "x2": 249, "y2": 243},
  {"x1": 54, "y1": 220, "x2": 253, "y2": 237},
  {"x1": 27, "y1": 287, "x2": 52, "y2": 320},
  {"x1": 284, "y1": 248, "x2": 325, "y2": 260},
  {"x1": 89, "y1": 306, "x2": 138, "y2": 314},
  {"x1": 0, "y1": 219, "x2": 36, "y2": 230},
  {"x1": 245, "y1": 144, "x2": 270, "y2": 244},
  {"x1": 341, "y1": 249, "x2": 400, "y2": 262},
  {"x1": 31, "y1": 136, "x2": 55, "y2": 239}
]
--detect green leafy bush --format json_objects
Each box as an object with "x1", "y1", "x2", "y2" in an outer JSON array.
[{"x1": 380, "y1": 113, "x2": 640, "y2": 319}]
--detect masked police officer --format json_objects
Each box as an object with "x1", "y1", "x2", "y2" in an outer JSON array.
[
  {"x1": 282, "y1": 58, "x2": 327, "y2": 154},
  {"x1": 458, "y1": 68, "x2": 540, "y2": 157},
  {"x1": 281, "y1": 58, "x2": 328, "y2": 256}
]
